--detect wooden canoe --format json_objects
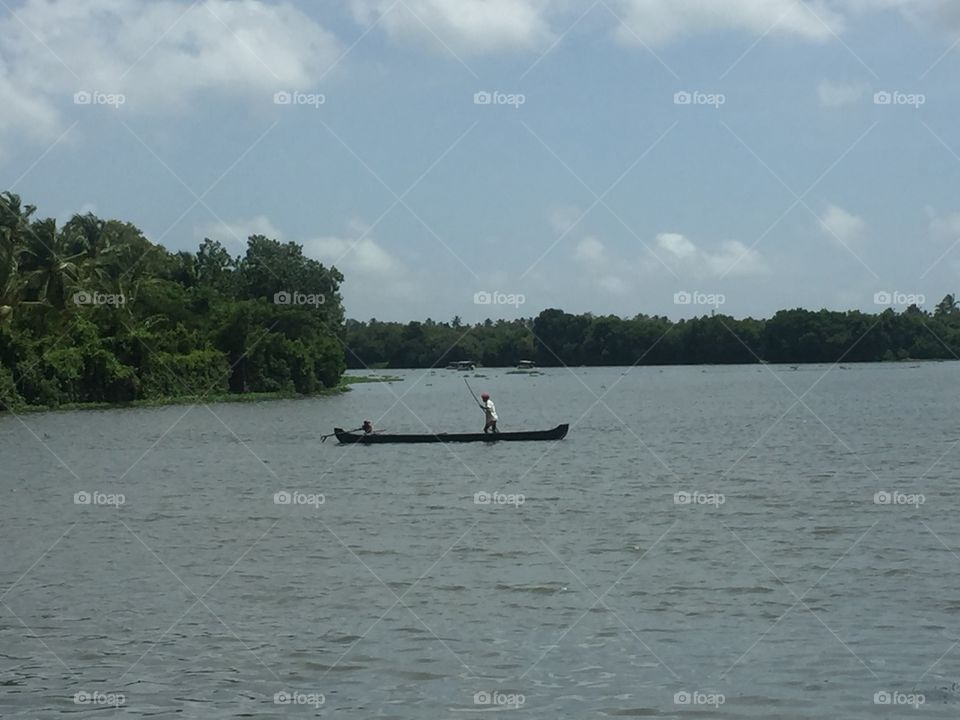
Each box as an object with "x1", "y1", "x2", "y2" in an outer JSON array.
[{"x1": 334, "y1": 424, "x2": 568, "y2": 444}]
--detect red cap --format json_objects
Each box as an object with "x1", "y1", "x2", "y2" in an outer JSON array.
[{"x1": 481, "y1": 392, "x2": 490, "y2": 399}]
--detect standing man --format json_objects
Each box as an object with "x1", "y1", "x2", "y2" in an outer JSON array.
[{"x1": 480, "y1": 392, "x2": 498, "y2": 433}]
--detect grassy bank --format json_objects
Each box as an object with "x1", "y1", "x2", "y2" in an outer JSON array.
[{"x1": 5, "y1": 374, "x2": 403, "y2": 415}]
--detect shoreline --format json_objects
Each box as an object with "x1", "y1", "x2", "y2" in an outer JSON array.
[{"x1": 3, "y1": 375, "x2": 404, "y2": 416}]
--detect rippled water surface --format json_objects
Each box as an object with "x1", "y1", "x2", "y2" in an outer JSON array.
[{"x1": 3, "y1": 363, "x2": 960, "y2": 717}]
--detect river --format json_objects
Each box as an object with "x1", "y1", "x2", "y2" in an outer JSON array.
[{"x1": 2, "y1": 363, "x2": 960, "y2": 717}]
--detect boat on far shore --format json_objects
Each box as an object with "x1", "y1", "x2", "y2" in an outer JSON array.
[{"x1": 446, "y1": 360, "x2": 476, "y2": 371}]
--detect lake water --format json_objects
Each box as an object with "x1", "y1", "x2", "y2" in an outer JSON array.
[{"x1": 3, "y1": 363, "x2": 960, "y2": 718}]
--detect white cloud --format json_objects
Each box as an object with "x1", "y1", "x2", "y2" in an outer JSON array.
[
  {"x1": 0, "y1": 0, "x2": 340, "y2": 147},
  {"x1": 656, "y1": 232, "x2": 767, "y2": 277},
  {"x1": 612, "y1": 0, "x2": 843, "y2": 46},
  {"x1": 306, "y1": 234, "x2": 420, "y2": 310},
  {"x1": 547, "y1": 205, "x2": 583, "y2": 235},
  {"x1": 194, "y1": 215, "x2": 284, "y2": 249},
  {"x1": 656, "y1": 232, "x2": 697, "y2": 260},
  {"x1": 817, "y1": 79, "x2": 868, "y2": 107},
  {"x1": 842, "y1": 0, "x2": 960, "y2": 37},
  {"x1": 926, "y1": 208, "x2": 960, "y2": 242},
  {"x1": 819, "y1": 204, "x2": 866, "y2": 245},
  {"x1": 599, "y1": 275, "x2": 628, "y2": 294},
  {"x1": 575, "y1": 235, "x2": 606, "y2": 263},
  {"x1": 305, "y1": 235, "x2": 402, "y2": 276},
  {"x1": 350, "y1": 0, "x2": 555, "y2": 54}
]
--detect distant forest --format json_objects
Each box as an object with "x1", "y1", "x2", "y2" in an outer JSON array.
[
  {"x1": 2, "y1": 191, "x2": 959, "y2": 412},
  {"x1": 345, "y1": 302, "x2": 960, "y2": 369}
]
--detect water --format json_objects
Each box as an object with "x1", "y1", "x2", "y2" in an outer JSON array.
[{"x1": 2, "y1": 363, "x2": 960, "y2": 717}]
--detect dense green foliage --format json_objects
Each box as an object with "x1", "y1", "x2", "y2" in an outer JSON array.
[
  {"x1": 0, "y1": 192, "x2": 345, "y2": 409},
  {"x1": 4, "y1": 192, "x2": 959, "y2": 412},
  {"x1": 346, "y1": 302, "x2": 960, "y2": 368}
]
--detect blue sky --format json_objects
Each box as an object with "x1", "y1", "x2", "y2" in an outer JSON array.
[{"x1": 3, "y1": 0, "x2": 960, "y2": 322}]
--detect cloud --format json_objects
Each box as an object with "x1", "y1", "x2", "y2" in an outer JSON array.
[
  {"x1": 599, "y1": 275, "x2": 629, "y2": 294},
  {"x1": 845, "y1": 0, "x2": 960, "y2": 35},
  {"x1": 927, "y1": 207, "x2": 960, "y2": 242},
  {"x1": 656, "y1": 232, "x2": 698, "y2": 260},
  {"x1": 350, "y1": 0, "x2": 555, "y2": 54},
  {"x1": 575, "y1": 235, "x2": 606, "y2": 263},
  {"x1": 194, "y1": 215, "x2": 284, "y2": 249},
  {"x1": 817, "y1": 80, "x2": 868, "y2": 107},
  {"x1": 304, "y1": 235, "x2": 402, "y2": 276},
  {"x1": 819, "y1": 204, "x2": 866, "y2": 245},
  {"x1": 612, "y1": 0, "x2": 844, "y2": 46},
  {"x1": 0, "y1": 0, "x2": 340, "y2": 147},
  {"x1": 547, "y1": 205, "x2": 584, "y2": 235},
  {"x1": 305, "y1": 233, "x2": 423, "y2": 310},
  {"x1": 656, "y1": 232, "x2": 767, "y2": 277}
]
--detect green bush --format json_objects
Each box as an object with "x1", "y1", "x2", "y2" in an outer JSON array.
[
  {"x1": 0, "y1": 364, "x2": 24, "y2": 411},
  {"x1": 140, "y1": 349, "x2": 230, "y2": 398}
]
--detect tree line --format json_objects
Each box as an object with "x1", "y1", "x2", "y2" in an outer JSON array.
[
  {"x1": 0, "y1": 192, "x2": 345, "y2": 410},
  {"x1": 4, "y1": 190, "x2": 960, "y2": 412},
  {"x1": 345, "y1": 301, "x2": 960, "y2": 369}
]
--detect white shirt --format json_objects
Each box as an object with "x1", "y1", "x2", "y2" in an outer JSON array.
[{"x1": 483, "y1": 399, "x2": 498, "y2": 421}]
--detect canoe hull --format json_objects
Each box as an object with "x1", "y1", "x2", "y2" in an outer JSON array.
[{"x1": 334, "y1": 424, "x2": 569, "y2": 444}]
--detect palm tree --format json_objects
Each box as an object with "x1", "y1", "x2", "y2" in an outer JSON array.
[
  {"x1": 935, "y1": 294, "x2": 959, "y2": 317},
  {"x1": 20, "y1": 218, "x2": 83, "y2": 309},
  {"x1": 0, "y1": 192, "x2": 34, "y2": 321}
]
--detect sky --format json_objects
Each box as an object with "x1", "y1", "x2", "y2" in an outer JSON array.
[{"x1": 2, "y1": 0, "x2": 960, "y2": 322}]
